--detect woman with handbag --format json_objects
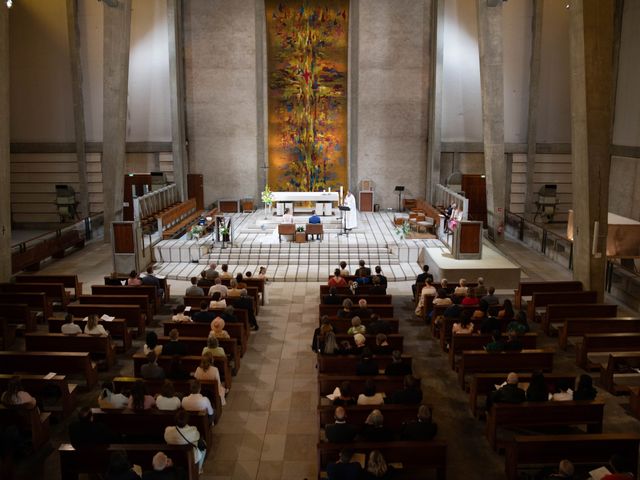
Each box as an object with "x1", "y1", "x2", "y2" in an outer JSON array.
[{"x1": 163, "y1": 409, "x2": 206, "y2": 474}]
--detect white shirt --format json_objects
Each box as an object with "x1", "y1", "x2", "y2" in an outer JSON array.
[
  {"x1": 164, "y1": 425, "x2": 204, "y2": 463},
  {"x1": 421, "y1": 286, "x2": 437, "y2": 296},
  {"x1": 156, "y1": 395, "x2": 182, "y2": 411},
  {"x1": 209, "y1": 284, "x2": 228, "y2": 298},
  {"x1": 143, "y1": 344, "x2": 163, "y2": 356},
  {"x1": 344, "y1": 193, "x2": 358, "y2": 229},
  {"x1": 357, "y1": 393, "x2": 385, "y2": 405},
  {"x1": 209, "y1": 299, "x2": 227, "y2": 309},
  {"x1": 194, "y1": 368, "x2": 226, "y2": 406},
  {"x1": 61, "y1": 323, "x2": 82, "y2": 335},
  {"x1": 182, "y1": 393, "x2": 215, "y2": 414},
  {"x1": 172, "y1": 313, "x2": 192, "y2": 323},
  {"x1": 282, "y1": 213, "x2": 294, "y2": 224},
  {"x1": 98, "y1": 390, "x2": 129, "y2": 409},
  {"x1": 84, "y1": 324, "x2": 108, "y2": 336},
  {"x1": 549, "y1": 390, "x2": 573, "y2": 401}
]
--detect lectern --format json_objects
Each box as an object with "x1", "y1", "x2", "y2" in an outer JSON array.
[{"x1": 452, "y1": 221, "x2": 483, "y2": 259}]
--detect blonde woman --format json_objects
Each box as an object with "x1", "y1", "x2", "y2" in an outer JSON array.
[
  {"x1": 209, "y1": 317, "x2": 230, "y2": 340},
  {"x1": 193, "y1": 352, "x2": 226, "y2": 405},
  {"x1": 202, "y1": 336, "x2": 225, "y2": 358},
  {"x1": 84, "y1": 314, "x2": 108, "y2": 336}
]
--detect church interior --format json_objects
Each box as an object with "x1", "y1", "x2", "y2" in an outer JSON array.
[{"x1": 1, "y1": 0, "x2": 640, "y2": 479}]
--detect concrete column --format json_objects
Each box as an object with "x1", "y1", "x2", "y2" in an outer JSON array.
[
  {"x1": 255, "y1": 0, "x2": 267, "y2": 196},
  {"x1": 66, "y1": 0, "x2": 89, "y2": 218},
  {"x1": 568, "y1": 0, "x2": 614, "y2": 299},
  {"x1": 524, "y1": 0, "x2": 544, "y2": 215},
  {"x1": 426, "y1": 0, "x2": 444, "y2": 203},
  {"x1": 102, "y1": 0, "x2": 132, "y2": 243},
  {"x1": 0, "y1": 6, "x2": 11, "y2": 281},
  {"x1": 167, "y1": 0, "x2": 187, "y2": 201},
  {"x1": 477, "y1": 0, "x2": 506, "y2": 241}
]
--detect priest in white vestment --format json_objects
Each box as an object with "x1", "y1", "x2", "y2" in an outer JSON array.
[{"x1": 344, "y1": 191, "x2": 358, "y2": 229}]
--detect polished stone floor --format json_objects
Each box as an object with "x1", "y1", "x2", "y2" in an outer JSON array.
[{"x1": 12, "y1": 236, "x2": 640, "y2": 480}]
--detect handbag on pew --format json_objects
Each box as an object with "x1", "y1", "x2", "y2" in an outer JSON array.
[{"x1": 176, "y1": 425, "x2": 207, "y2": 453}]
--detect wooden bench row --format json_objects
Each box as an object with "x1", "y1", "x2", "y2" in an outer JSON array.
[
  {"x1": 131, "y1": 353, "x2": 232, "y2": 390},
  {"x1": 159, "y1": 198, "x2": 198, "y2": 239},
  {"x1": 317, "y1": 353, "x2": 412, "y2": 375},
  {"x1": 319, "y1": 303, "x2": 394, "y2": 318},
  {"x1": 0, "y1": 351, "x2": 98, "y2": 388}
]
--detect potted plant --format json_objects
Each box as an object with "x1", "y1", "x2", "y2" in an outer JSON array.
[
  {"x1": 261, "y1": 185, "x2": 274, "y2": 218},
  {"x1": 394, "y1": 221, "x2": 411, "y2": 240},
  {"x1": 190, "y1": 225, "x2": 204, "y2": 240},
  {"x1": 219, "y1": 224, "x2": 229, "y2": 249},
  {"x1": 295, "y1": 225, "x2": 306, "y2": 243}
]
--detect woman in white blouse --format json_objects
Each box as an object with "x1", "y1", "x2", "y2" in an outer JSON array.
[
  {"x1": 357, "y1": 379, "x2": 385, "y2": 406},
  {"x1": 155, "y1": 380, "x2": 182, "y2": 411},
  {"x1": 84, "y1": 314, "x2": 109, "y2": 336}
]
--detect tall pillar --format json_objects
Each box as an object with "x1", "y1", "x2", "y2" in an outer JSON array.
[
  {"x1": 426, "y1": 0, "x2": 444, "y2": 203},
  {"x1": 167, "y1": 0, "x2": 187, "y2": 201},
  {"x1": 524, "y1": 0, "x2": 544, "y2": 215},
  {"x1": 66, "y1": 0, "x2": 89, "y2": 218},
  {"x1": 102, "y1": 0, "x2": 132, "y2": 243},
  {"x1": 0, "y1": 6, "x2": 11, "y2": 281},
  {"x1": 568, "y1": 0, "x2": 614, "y2": 299},
  {"x1": 477, "y1": 0, "x2": 506, "y2": 241}
]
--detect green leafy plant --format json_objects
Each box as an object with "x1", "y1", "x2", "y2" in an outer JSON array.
[
  {"x1": 394, "y1": 222, "x2": 411, "y2": 239},
  {"x1": 296, "y1": 226, "x2": 305, "y2": 233},
  {"x1": 190, "y1": 225, "x2": 204, "y2": 236},
  {"x1": 261, "y1": 185, "x2": 274, "y2": 205}
]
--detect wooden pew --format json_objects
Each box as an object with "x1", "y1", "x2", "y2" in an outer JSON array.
[
  {"x1": 319, "y1": 294, "x2": 393, "y2": 305},
  {"x1": 0, "y1": 373, "x2": 77, "y2": 418},
  {"x1": 514, "y1": 280, "x2": 582, "y2": 309},
  {"x1": 15, "y1": 274, "x2": 83, "y2": 298},
  {"x1": 599, "y1": 352, "x2": 640, "y2": 394},
  {"x1": 319, "y1": 304, "x2": 394, "y2": 318},
  {"x1": 48, "y1": 316, "x2": 132, "y2": 351},
  {"x1": 112, "y1": 377, "x2": 222, "y2": 425},
  {"x1": 183, "y1": 298, "x2": 253, "y2": 333},
  {"x1": 0, "y1": 282, "x2": 70, "y2": 307},
  {"x1": 91, "y1": 407, "x2": 212, "y2": 449},
  {"x1": 628, "y1": 387, "x2": 640, "y2": 420},
  {"x1": 0, "y1": 303, "x2": 37, "y2": 333},
  {"x1": 543, "y1": 303, "x2": 618, "y2": 336},
  {"x1": 457, "y1": 350, "x2": 554, "y2": 389},
  {"x1": 485, "y1": 400, "x2": 605, "y2": 450},
  {"x1": 0, "y1": 405, "x2": 51, "y2": 451},
  {"x1": 317, "y1": 375, "x2": 405, "y2": 401},
  {"x1": 132, "y1": 353, "x2": 232, "y2": 390},
  {"x1": 157, "y1": 335, "x2": 241, "y2": 373},
  {"x1": 159, "y1": 198, "x2": 199, "y2": 239},
  {"x1": 0, "y1": 317, "x2": 17, "y2": 349},
  {"x1": 91, "y1": 284, "x2": 159, "y2": 312},
  {"x1": 318, "y1": 404, "x2": 423, "y2": 432},
  {"x1": 102, "y1": 275, "x2": 171, "y2": 305},
  {"x1": 211, "y1": 283, "x2": 260, "y2": 314},
  {"x1": 528, "y1": 290, "x2": 597, "y2": 321},
  {"x1": 504, "y1": 433, "x2": 640, "y2": 480},
  {"x1": 11, "y1": 228, "x2": 85, "y2": 274},
  {"x1": 0, "y1": 292, "x2": 52, "y2": 320},
  {"x1": 317, "y1": 354, "x2": 412, "y2": 375},
  {"x1": 467, "y1": 373, "x2": 576, "y2": 417},
  {"x1": 576, "y1": 333, "x2": 640, "y2": 370},
  {"x1": 244, "y1": 277, "x2": 266, "y2": 305},
  {"x1": 25, "y1": 332, "x2": 116, "y2": 369},
  {"x1": 59, "y1": 444, "x2": 198, "y2": 480},
  {"x1": 67, "y1": 303, "x2": 145, "y2": 336},
  {"x1": 557, "y1": 317, "x2": 640, "y2": 350},
  {"x1": 319, "y1": 285, "x2": 387, "y2": 295},
  {"x1": 0, "y1": 351, "x2": 98, "y2": 388},
  {"x1": 322, "y1": 317, "x2": 400, "y2": 334},
  {"x1": 334, "y1": 334, "x2": 404, "y2": 352},
  {"x1": 437, "y1": 314, "x2": 511, "y2": 351},
  {"x1": 448, "y1": 333, "x2": 538, "y2": 370},
  {"x1": 317, "y1": 442, "x2": 447, "y2": 480},
  {"x1": 163, "y1": 321, "x2": 247, "y2": 357},
  {"x1": 78, "y1": 294, "x2": 152, "y2": 324}
]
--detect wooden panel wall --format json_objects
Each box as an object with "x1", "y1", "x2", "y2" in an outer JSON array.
[{"x1": 509, "y1": 153, "x2": 572, "y2": 222}]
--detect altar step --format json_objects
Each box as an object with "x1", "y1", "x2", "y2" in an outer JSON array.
[{"x1": 153, "y1": 260, "x2": 424, "y2": 282}]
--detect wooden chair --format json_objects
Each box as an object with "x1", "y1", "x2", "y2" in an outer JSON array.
[
  {"x1": 278, "y1": 223, "x2": 295, "y2": 242},
  {"x1": 305, "y1": 223, "x2": 324, "y2": 241}
]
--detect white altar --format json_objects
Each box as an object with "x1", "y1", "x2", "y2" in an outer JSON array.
[{"x1": 272, "y1": 191, "x2": 339, "y2": 216}]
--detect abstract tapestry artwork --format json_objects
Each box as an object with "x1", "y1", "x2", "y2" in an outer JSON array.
[{"x1": 265, "y1": 0, "x2": 349, "y2": 192}]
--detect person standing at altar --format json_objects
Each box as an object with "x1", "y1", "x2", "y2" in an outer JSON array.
[{"x1": 343, "y1": 191, "x2": 358, "y2": 230}]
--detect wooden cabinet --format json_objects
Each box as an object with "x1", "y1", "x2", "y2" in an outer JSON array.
[{"x1": 359, "y1": 191, "x2": 374, "y2": 212}]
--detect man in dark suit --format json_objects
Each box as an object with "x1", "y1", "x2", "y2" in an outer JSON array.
[
  {"x1": 401, "y1": 405, "x2": 438, "y2": 440},
  {"x1": 413, "y1": 264, "x2": 434, "y2": 296},
  {"x1": 384, "y1": 350, "x2": 412, "y2": 376},
  {"x1": 352, "y1": 299, "x2": 372, "y2": 320},
  {"x1": 141, "y1": 351, "x2": 165, "y2": 380},
  {"x1": 193, "y1": 301, "x2": 216, "y2": 323},
  {"x1": 322, "y1": 286, "x2": 342, "y2": 305},
  {"x1": 486, "y1": 372, "x2": 526, "y2": 410},
  {"x1": 141, "y1": 266, "x2": 164, "y2": 300},
  {"x1": 356, "y1": 348, "x2": 379, "y2": 376},
  {"x1": 236, "y1": 289, "x2": 258, "y2": 330},
  {"x1": 162, "y1": 329, "x2": 188, "y2": 356},
  {"x1": 326, "y1": 449, "x2": 362, "y2": 480},
  {"x1": 324, "y1": 407, "x2": 358, "y2": 443},
  {"x1": 69, "y1": 407, "x2": 119, "y2": 448},
  {"x1": 355, "y1": 259, "x2": 371, "y2": 277},
  {"x1": 372, "y1": 265, "x2": 387, "y2": 286},
  {"x1": 367, "y1": 314, "x2": 392, "y2": 335}
]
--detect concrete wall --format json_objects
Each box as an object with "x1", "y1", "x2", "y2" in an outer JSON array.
[
  {"x1": 9, "y1": 0, "x2": 74, "y2": 142},
  {"x1": 183, "y1": 0, "x2": 258, "y2": 207},
  {"x1": 355, "y1": 0, "x2": 430, "y2": 208}
]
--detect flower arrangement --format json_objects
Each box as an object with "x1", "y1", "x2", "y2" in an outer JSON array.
[
  {"x1": 190, "y1": 225, "x2": 205, "y2": 238},
  {"x1": 296, "y1": 225, "x2": 305, "y2": 233},
  {"x1": 394, "y1": 221, "x2": 411, "y2": 239},
  {"x1": 219, "y1": 225, "x2": 229, "y2": 236},
  {"x1": 261, "y1": 185, "x2": 274, "y2": 205}
]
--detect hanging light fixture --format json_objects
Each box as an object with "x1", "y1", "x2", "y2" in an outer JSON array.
[{"x1": 6, "y1": 0, "x2": 13, "y2": 8}]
